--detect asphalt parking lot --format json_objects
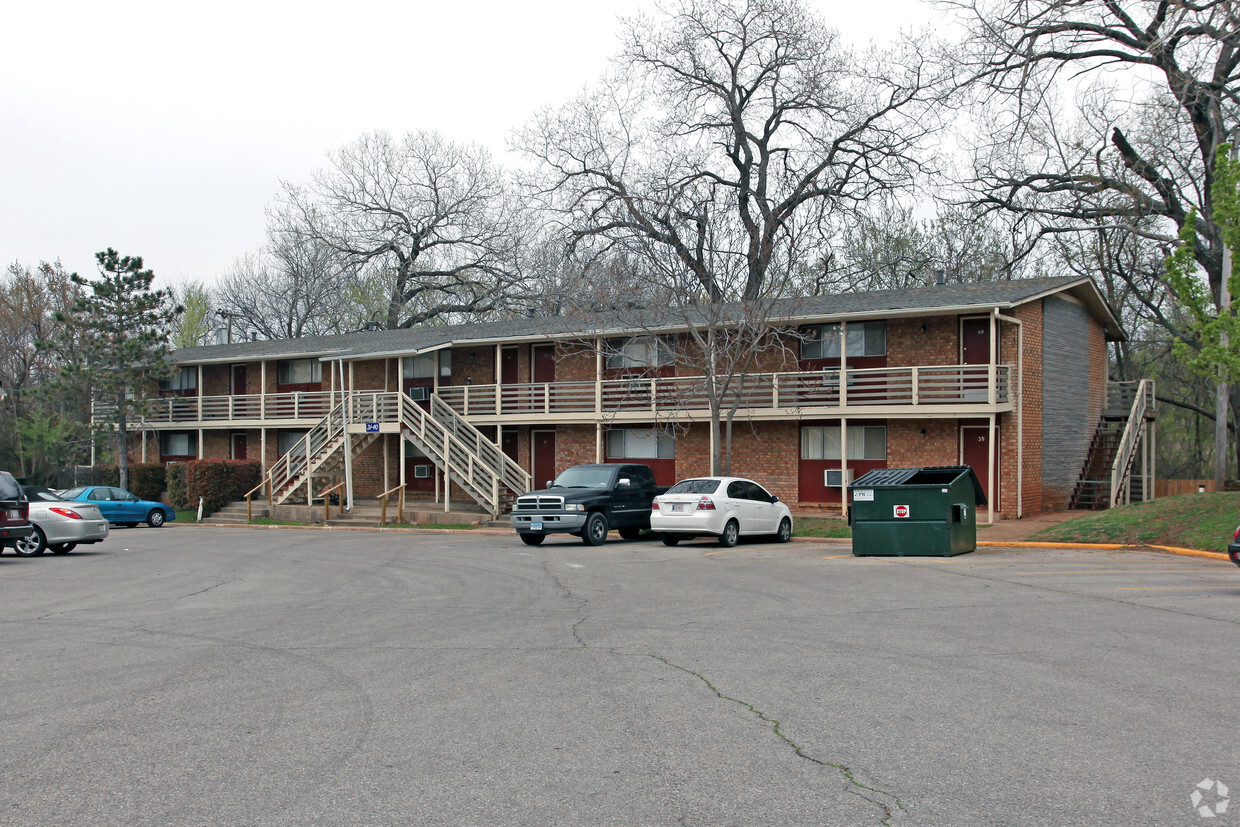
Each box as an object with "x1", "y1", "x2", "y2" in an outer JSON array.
[{"x1": 2, "y1": 527, "x2": 1238, "y2": 826}]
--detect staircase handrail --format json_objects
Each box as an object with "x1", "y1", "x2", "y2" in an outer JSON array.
[
  {"x1": 1109, "y1": 378, "x2": 1153, "y2": 507},
  {"x1": 268, "y1": 401, "x2": 346, "y2": 504},
  {"x1": 399, "y1": 395, "x2": 503, "y2": 517},
  {"x1": 430, "y1": 395, "x2": 531, "y2": 495}
]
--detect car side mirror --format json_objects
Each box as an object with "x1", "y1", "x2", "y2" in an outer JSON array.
[
  {"x1": 545, "y1": 480, "x2": 553, "y2": 488},
  {"x1": 770, "y1": 495, "x2": 779, "y2": 503}
]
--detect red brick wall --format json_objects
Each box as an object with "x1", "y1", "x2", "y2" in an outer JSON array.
[
  {"x1": 887, "y1": 315, "x2": 960, "y2": 367},
  {"x1": 555, "y1": 343, "x2": 597, "y2": 382},
  {"x1": 202, "y1": 365, "x2": 229, "y2": 396},
  {"x1": 448, "y1": 346, "x2": 497, "y2": 386}
]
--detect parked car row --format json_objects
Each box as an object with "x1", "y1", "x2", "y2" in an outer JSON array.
[
  {"x1": 1, "y1": 475, "x2": 175, "y2": 558},
  {"x1": 511, "y1": 463, "x2": 793, "y2": 547}
]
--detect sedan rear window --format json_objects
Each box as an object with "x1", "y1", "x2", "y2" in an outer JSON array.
[
  {"x1": 59, "y1": 487, "x2": 85, "y2": 500},
  {"x1": 667, "y1": 478, "x2": 721, "y2": 495}
]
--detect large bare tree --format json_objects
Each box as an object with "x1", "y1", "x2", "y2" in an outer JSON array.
[
  {"x1": 279, "y1": 131, "x2": 523, "y2": 330},
  {"x1": 948, "y1": 0, "x2": 1240, "y2": 480},
  {"x1": 516, "y1": 0, "x2": 948, "y2": 305}
]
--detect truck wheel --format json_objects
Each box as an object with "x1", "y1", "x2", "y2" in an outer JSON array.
[
  {"x1": 717, "y1": 519, "x2": 739, "y2": 548},
  {"x1": 581, "y1": 512, "x2": 609, "y2": 546},
  {"x1": 519, "y1": 533, "x2": 546, "y2": 546},
  {"x1": 618, "y1": 526, "x2": 643, "y2": 540},
  {"x1": 661, "y1": 534, "x2": 681, "y2": 546}
]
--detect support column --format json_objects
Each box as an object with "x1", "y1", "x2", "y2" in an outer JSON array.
[
  {"x1": 987, "y1": 414, "x2": 996, "y2": 524},
  {"x1": 840, "y1": 417, "x2": 849, "y2": 519}
]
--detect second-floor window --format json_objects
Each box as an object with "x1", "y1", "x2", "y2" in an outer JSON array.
[
  {"x1": 276, "y1": 359, "x2": 322, "y2": 386},
  {"x1": 159, "y1": 369, "x2": 197, "y2": 393},
  {"x1": 605, "y1": 336, "x2": 674, "y2": 370},
  {"x1": 801, "y1": 322, "x2": 886, "y2": 360},
  {"x1": 403, "y1": 351, "x2": 451, "y2": 380},
  {"x1": 800, "y1": 425, "x2": 886, "y2": 460}
]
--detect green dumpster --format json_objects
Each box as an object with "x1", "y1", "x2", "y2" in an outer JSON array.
[{"x1": 848, "y1": 466, "x2": 986, "y2": 557}]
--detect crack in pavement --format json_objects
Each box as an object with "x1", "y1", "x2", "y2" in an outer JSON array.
[
  {"x1": 629, "y1": 652, "x2": 904, "y2": 826},
  {"x1": 541, "y1": 561, "x2": 588, "y2": 648}
]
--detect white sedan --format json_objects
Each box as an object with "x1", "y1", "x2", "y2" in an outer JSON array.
[{"x1": 651, "y1": 477, "x2": 793, "y2": 547}]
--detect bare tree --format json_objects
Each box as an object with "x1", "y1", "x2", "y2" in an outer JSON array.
[
  {"x1": 516, "y1": 0, "x2": 948, "y2": 305},
  {"x1": 949, "y1": 0, "x2": 1240, "y2": 479},
  {"x1": 279, "y1": 131, "x2": 524, "y2": 330}
]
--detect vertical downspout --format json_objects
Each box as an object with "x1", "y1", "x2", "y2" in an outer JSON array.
[{"x1": 999, "y1": 313, "x2": 1024, "y2": 518}]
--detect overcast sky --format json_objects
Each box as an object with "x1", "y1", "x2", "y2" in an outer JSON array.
[{"x1": 2, "y1": 0, "x2": 940, "y2": 289}]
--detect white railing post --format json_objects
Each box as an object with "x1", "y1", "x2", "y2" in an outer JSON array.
[
  {"x1": 772, "y1": 374, "x2": 780, "y2": 409},
  {"x1": 912, "y1": 367, "x2": 920, "y2": 405}
]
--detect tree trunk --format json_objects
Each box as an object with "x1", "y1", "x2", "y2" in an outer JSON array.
[{"x1": 116, "y1": 390, "x2": 130, "y2": 492}]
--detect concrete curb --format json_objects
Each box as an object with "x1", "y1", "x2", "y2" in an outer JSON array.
[{"x1": 173, "y1": 522, "x2": 1232, "y2": 560}]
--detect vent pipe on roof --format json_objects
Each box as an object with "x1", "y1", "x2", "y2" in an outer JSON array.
[{"x1": 934, "y1": 268, "x2": 946, "y2": 286}]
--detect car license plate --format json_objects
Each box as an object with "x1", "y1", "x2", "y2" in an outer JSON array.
[
  {"x1": 6, "y1": 509, "x2": 19, "y2": 519},
  {"x1": 670, "y1": 504, "x2": 684, "y2": 513},
  {"x1": 531, "y1": 521, "x2": 543, "y2": 531}
]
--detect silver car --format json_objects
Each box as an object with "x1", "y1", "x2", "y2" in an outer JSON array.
[{"x1": 14, "y1": 486, "x2": 109, "y2": 556}]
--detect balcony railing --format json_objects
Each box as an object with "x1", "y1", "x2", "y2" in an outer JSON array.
[
  {"x1": 437, "y1": 364, "x2": 1011, "y2": 417},
  {"x1": 94, "y1": 391, "x2": 335, "y2": 424},
  {"x1": 100, "y1": 365, "x2": 1012, "y2": 426}
]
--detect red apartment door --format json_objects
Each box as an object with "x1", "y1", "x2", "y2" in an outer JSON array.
[
  {"x1": 501, "y1": 430, "x2": 519, "y2": 462},
  {"x1": 232, "y1": 433, "x2": 248, "y2": 460},
  {"x1": 501, "y1": 346, "x2": 519, "y2": 412},
  {"x1": 533, "y1": 345, "x2": 555, "y2": 383},
  {"x1": 232, "y1": 364, "x2": 248, "y2": 395},
  {"x1": 961, "y1": 426, "x2": 998, "y2": 512},
  {"x1": 960, "y1": 317, "x2": 991, "y2": 365},
  {"x1": 533, "y1": 431, "x2": 556, "y2": 489}
]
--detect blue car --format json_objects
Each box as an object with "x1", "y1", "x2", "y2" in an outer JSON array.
[{"x1": 59, "y1": 486, "x2": 175, "y2": 528}]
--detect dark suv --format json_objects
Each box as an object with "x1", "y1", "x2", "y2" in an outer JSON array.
[{"x1": 0, "y1": 471, "x2": 33, "y2": 551}]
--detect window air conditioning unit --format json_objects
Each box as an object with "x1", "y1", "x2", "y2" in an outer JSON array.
[
  {"x1": 408, "y1": 387, "x2": 431, "y2": 402},
  {"x1": 825, "y1": 469, "x2": 854, "y2": 487},
  {"x1": 414, "y1": 465, "x2": 432, "y2": 479}
]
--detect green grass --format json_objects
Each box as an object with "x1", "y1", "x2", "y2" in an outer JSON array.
[
  {"x1": 793, "y1": 517, "x2": 852, "y2": 539},
  {"x1": 1031, "y1": 491, "x2": 1240, "y2": 552},
  {"x1": 175, "y1": 509, "x2": 200, "y2": 523}
]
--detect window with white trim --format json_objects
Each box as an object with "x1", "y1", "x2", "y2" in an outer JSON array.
[
  {"x1": 605, "y1": 336, "x2": 673, "y2": 369},
  {"x1": 801, "y1": 322, "x2": 886, "y2": 359},
  {"x1": 160, "y1": 432, "x2": 197, "y2": 456},
  {"x1": 159, "y1": 369, "x2": 197, "y2": 392},
  {"x1": 276, "y1": 359, "x2": 322, "y2": 385},
  {"x1": 606, "y1": 429, "x2": 675, "y2": 459},
  {"x1": 800, "y1": 426, "x2": 886, "y2": 460},
  {"x1": 403, "y1": 351, "x2": 450, "y2": 379}
]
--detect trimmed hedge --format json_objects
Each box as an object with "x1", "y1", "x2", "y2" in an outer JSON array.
[
  {"x1": 128, "y1": 464, "x2": 166, "y2": 502},
  {"x1": 172, "y1": 459, "x2": 264, "y2": 516}
]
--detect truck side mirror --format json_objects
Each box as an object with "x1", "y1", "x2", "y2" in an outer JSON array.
[{"x1": 618, "y1": 478, "x2": 631, "y2": 487}]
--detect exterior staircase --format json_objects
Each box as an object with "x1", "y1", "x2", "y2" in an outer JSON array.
[
  {"x1": 1070, "y1": 380, "x2": 1155, "y2": 509},
  {"x1": 262, "y1": 391, "x2": 531, "y2": 520}
]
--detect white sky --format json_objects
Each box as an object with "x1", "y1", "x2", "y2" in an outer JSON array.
[{"x1": 1, "y1": 0, "x2": 941, "y2": 289}]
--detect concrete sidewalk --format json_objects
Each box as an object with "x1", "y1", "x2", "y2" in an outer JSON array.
[{"x1": 976, "y1": 510, "x2": 1090, "y2": 542}]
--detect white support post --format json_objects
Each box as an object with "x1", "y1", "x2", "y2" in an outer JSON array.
[
  {"x1": 987, "y1": 414, "x2": 996, "y2": 524},
  {"x1": 444, "y1": 431, "x2": 451, "y2": 512},
  {"x1": 839, "y1": 322, "x2": 848, "y2": 408},
  {"x1": 840, "y1": 417, "x2": 849, "y2": 519},
  {"x1": 260, "y1": 361, "x2": 267, "y2": 419},
  {"x1": 198, "y1": 428, "x2": 204, "y2": 459},
  {"x1": 595, "y1": 338, "x2": 603, "y2": 415},
  {"x1": 911, "y1": 367, "x2": 919, "y2": 405},
  {"x1": 988, "y1": 309, "x2": 998, "y2": 406}
]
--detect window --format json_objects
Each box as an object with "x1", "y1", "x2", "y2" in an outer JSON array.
[
  {"x1": 278, "y1": 430, "x2": 309, "y2": 458},
  {"x1": 605, "y1": 336, "x2": 673, "y2": 370},
  {"x1": 667, "y1": 478, "x2": 721, "y2": 495},
  {"x1": 403, "y1": 351, "x2": 450, "y2": 379},
  {"x1": 276, "y1": 359, "x2": 322, "y2": 385},
  {"x1": 159, "y1": 369, "x2": 197, "y2": 392},
  {"x1": 606, "y1": 429, "x2": 675, "y2": 459},
  {"x1": 800, "y1": 426, "x2": 886, "y2": 460},
  {"x1": 801, "y1": 322, "x2": 886, "y2": 359},
  {"x1": 160, "y1": 432, "x2": 197, "y2": 456}
]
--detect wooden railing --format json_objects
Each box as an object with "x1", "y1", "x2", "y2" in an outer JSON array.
[
  {"x1": 430, "y1": 396, "x2": 530, "y2": 496},
  {"x1": 269, "y1": 402, "x2": 347, "y2": 505},
  {"x1": 93, "y1": 391, "x2": 335, "y2": 424},
  {"x1": 436, "y1": 364, "x2": 1011, "y2": 416},
  {"x1": 1109, "y1": 379, "x2": 1156, "y2": 507},
  {"x1": 379, "y1": 483, "x2": 406, "y2": 525}
]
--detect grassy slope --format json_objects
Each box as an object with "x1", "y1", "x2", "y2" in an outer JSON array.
[{"x1": 1031, "y1": 491, "x2": 1239, "y2": 552}]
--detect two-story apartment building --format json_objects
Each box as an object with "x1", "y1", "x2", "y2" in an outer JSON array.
[{"x1": 108, "y1": 276, "x2": 1155, "y2": 523}]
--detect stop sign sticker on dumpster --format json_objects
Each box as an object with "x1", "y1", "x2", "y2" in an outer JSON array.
[{"x1": 893, "y1": 504, "x2": 910, "y2": 518}]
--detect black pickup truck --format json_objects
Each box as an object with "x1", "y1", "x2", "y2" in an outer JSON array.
[{"x1": 511, "y1": 463, "x2": 668, "y2": 546}]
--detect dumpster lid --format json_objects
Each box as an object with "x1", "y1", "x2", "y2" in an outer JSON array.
[{"x1": 850, "y1": 466, "x2": 987, "y2": 505}]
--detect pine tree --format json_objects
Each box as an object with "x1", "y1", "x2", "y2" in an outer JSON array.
[{"x1": 60, "y1": 249, "x2": 181, "y2": 490}]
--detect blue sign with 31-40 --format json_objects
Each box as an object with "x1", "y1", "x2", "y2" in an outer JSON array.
[{"x1": 365, "y1": 422, "x2": 379, "y2": 433}]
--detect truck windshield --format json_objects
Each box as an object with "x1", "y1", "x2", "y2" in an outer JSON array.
[{"x1": 550, "y1": 467, "x2": 614, "y2": 488}]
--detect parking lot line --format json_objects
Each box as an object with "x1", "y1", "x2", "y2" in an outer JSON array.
[
  {"x1": 1114, "y1": 585, "x2": 1239, "y2": 591},
  {"x1": 1016, "y1": 570, "x2": 1204, "y2": 575}
]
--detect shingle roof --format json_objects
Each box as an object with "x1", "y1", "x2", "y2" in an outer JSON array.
[{"x1": 171, "y1": 275, "x2": 1120, "y2": 364}]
